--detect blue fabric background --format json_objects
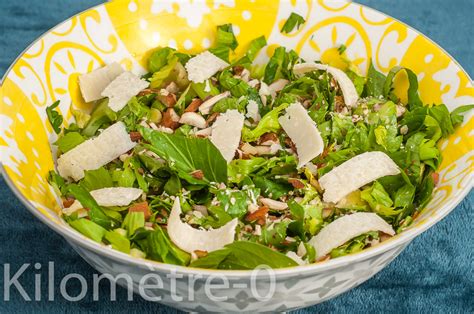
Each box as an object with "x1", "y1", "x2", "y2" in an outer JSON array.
[{"x1": 0, "y1": 1, "x2": 472, "y2": 312}]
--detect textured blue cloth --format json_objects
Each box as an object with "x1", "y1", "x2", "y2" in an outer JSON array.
[{"x1": 0, "y1": 0, "x2": 472, "y2": 312}]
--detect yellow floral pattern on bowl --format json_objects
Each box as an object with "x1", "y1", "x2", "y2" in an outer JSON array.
[{"x1": 0, "y1": 0, "x2": 472, "y2": 241}]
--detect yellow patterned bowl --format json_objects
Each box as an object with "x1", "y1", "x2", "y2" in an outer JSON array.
[{"x1": 0, "y1": 0, "x2": 472, "y2": 311}]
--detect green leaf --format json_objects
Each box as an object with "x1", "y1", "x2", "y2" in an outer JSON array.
[
  {"x1": 383, "y1": 66, "x2": 423, "y2": 109},
  {"x1": 216, "y1": 187, "x2": 260, "y2": 219},
  {"x1": 54, "y1": 132, "x2": 85, "y2": 153},
  {"x1": 261, "y1": 220, "x2": 291, "y2": 247},
  {"x1": 47, "y1": 171, "x2": 66, "y2": 194},
  {"x1": 123, "y1": 211, "x2": 145, "y2": 236},
  {"x1": 148, "y1": 47, "x2": 175, "y2": 73},
  {"x1": 140, "y1": 127, "x2": 227, "y2": 183},
  {"x1": 241, "y1": 103, "x2": 289, "y2": 142},
  {"x1": 361, "y1": 182, "x2": 401, "y2": 217},
  {"x1": 428, "y1": 104, "x2": 454, "y2": 137},
  {"x1": 263, "y1": 46, "x2": 286, "y2": 84},
  {"x1": 144, "y1": 226, "x2": 191, "y2": 265},
  {"x1": 104, "y1": 230, "x2": 130, "y2": 253},
  {"x1": 190, "y1": 241, "x2": 298, "y2": 269},
  {"x1": 211, "y1": 97, "x2": 245, "y2": 113},
  {"x1": 394, "y1": 183, "x2": 416, "y2": 208},
  {"x1": 46, "y1": 100, "x2": 64, "y2": 134},
  {"x1": 191, "y1": 80, "x2": 220, "y2": 100},
  {"x1": 67, "y1": 184, "x2": 117, "y2": 229},
  {"x1": 227, "y1": 157, "x2": 267, "y2": 183},
  {"x1": 149, "y1": 54, "x2": 179, "y2": 89},
  {"x1": 70, "y1": 219, "x2": 107, "y2": 243},
  {"x1": 82, "y1": 99, "x2": 117, "y2": 137},
  {"x1": 72, "y1": 109, "x2": 91, "y2": 128},
  {"x1": 365, "y1": 62, "x2": 386, "y2": 97},
  {"x1": 280, "y1": 12, "x2": 305, "y2": 34},
  {"x1": 246, "y1": 35, "x2": 267, "y2": 61},
  {"x1": 450, "y1": 104, "x2": 474, "y2": 126},
  {"x1": 189, "y1": 249, "x2": 232, "y2": 269},
  {"x1": 214, "y1": 24, "x2": 238, "y2": 50},
  {"x1": 253, "y1": 176, "x2": 291, "y2": 199},
  {"x1": 208, "y1": 24, "x2": 238, "y2": 62},
  {"x1": 164, "y1": 174, "x2": 182, "y2": 195},
  {"x1": 80, "y1": 167, "x2": 113, "y2": 191},
  {"x1": 288, "y1": 199, "x2": 304, "y2": 220},
  {"x1": 400, "y1": 107, "x2": 427, "y2": 135}
]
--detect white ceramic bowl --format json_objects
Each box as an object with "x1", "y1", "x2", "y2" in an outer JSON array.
[{"x1": 0, "y1": 0, "x2": 472, "y2": 311}]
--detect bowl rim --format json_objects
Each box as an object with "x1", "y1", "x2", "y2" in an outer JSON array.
[{"x1": 0, "y1": 0, "x2": 472, "y2": 278}]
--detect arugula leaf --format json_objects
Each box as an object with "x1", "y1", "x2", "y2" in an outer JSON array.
[
  {"x1": 241, "y1": 103, "x2": 289, "y2": 142},
  {"x1": 46, "y1": 100, "x2": 64, "y2": 134},
  {"x1": 70, "y1": 219, "x2": 107, "y2": 243},
  {"x1": 190, "y1": 241, "x2": 298, "y2": 269},
  {"x1": 54, "y1": 132, "x2": 85, "y2": 154},
  {"x1": 80, "y1": 167, "x2": 114, "y2": 191},
  {"x1": 67, "y1": 184, "x2": 117, "y2": 229},
  {"x1": 140, "y1": 127, "x2": 227, "y2": 183},
  {"x1": 450, "y1": 104, "x2": 474, "y2": 126},
  {"x1": 365, "y1": 62, "x2": 386, "y2": 97},
  {"x1": 280, "y1": 12, "x2": 305, "y2": 34},
  {"x1": 383, "y1": 66, "x2": 423, "y2": 109}
]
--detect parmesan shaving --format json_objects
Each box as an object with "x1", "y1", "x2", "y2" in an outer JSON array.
[
  {"x1": 278, "y1": 103, "x2": 324, "y2": 168},
  {"x1": 167, "y1": 197, "x2": 238, "y2": 253},
  {"x1": 319, "y1": 151, "x2": 400, "y2": 203},
  {"x1": 57, "y1": 122, "x2": 136, "y2": 181},
  {"x1": 309, "y1": 212, "x2": 395, "y2": 259}
]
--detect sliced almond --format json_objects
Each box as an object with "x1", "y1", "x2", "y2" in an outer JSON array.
[{"x1": 179, "y1": 112, "x2": 207, "y2": 129}]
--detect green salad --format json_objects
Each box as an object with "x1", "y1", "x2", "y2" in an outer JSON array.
[{"x1": 47, "y1": 22, "x2": 472, "y2": 269}]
